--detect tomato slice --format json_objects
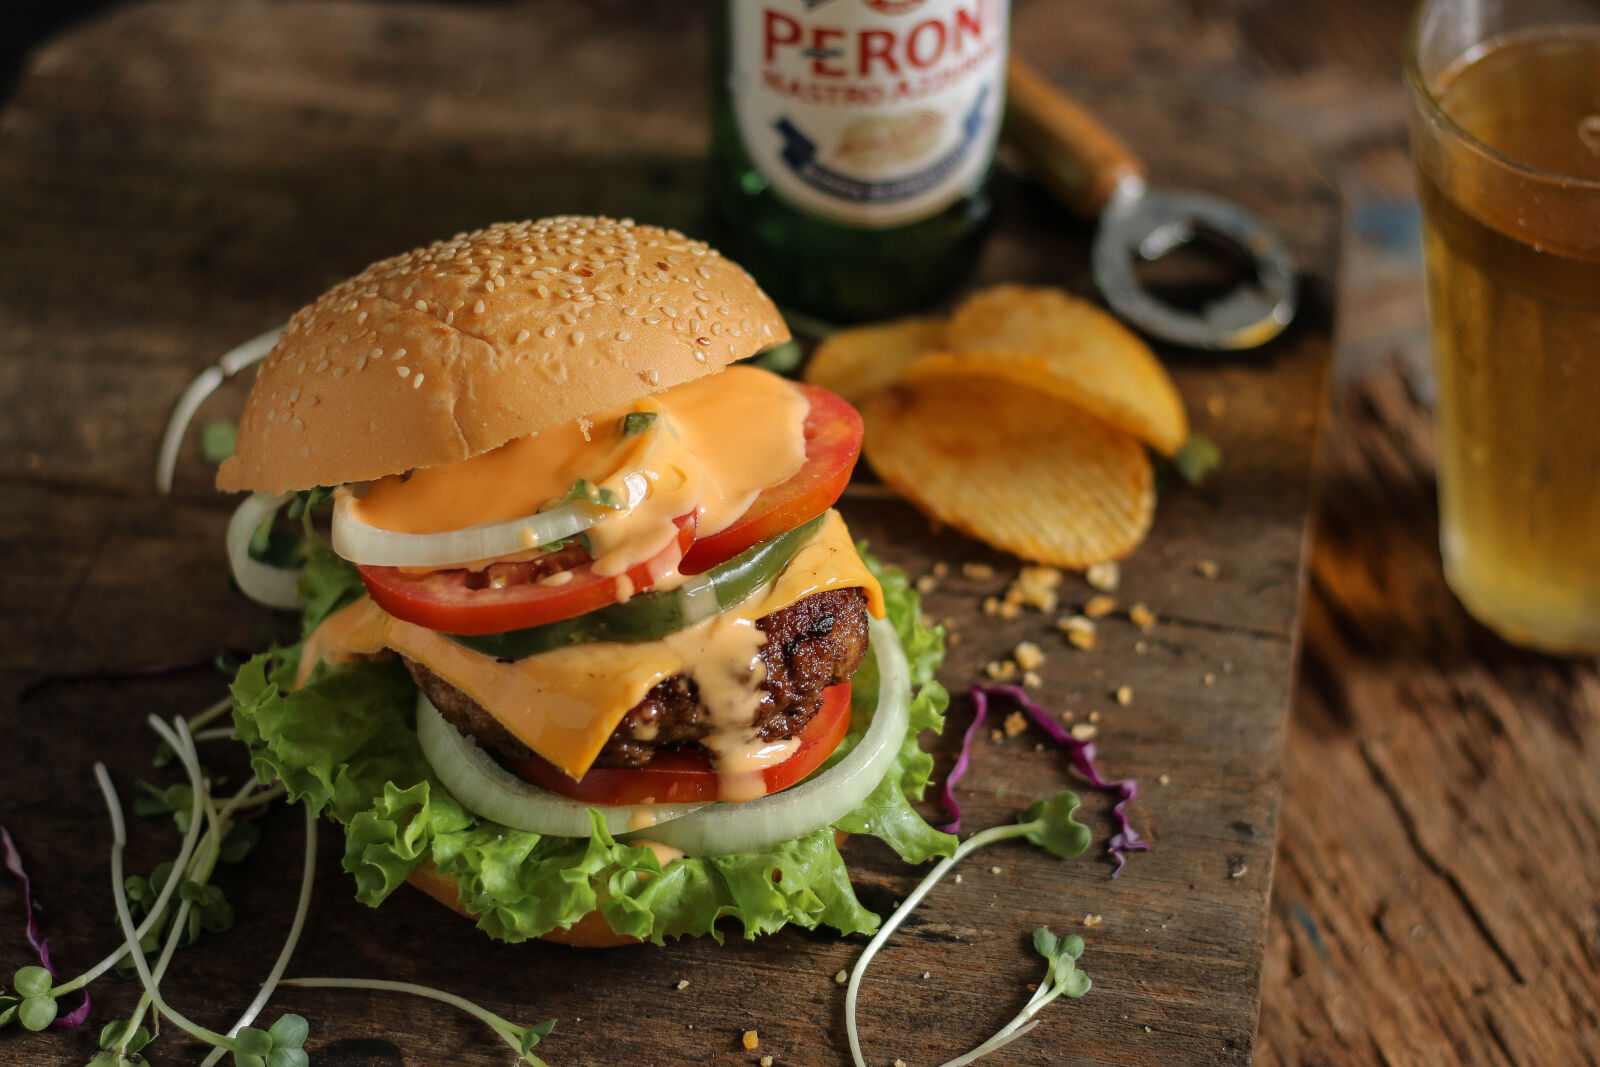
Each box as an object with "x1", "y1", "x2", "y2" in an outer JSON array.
[
  {"x1": 678, "y1": 384, "x2": 862, "y2": 575},
  {"x1": 511, "y1": 682, "x2": 853, "y2": 805},
  {"x1": 358, "y1": 513, "x2": 696, "y2": 635}
]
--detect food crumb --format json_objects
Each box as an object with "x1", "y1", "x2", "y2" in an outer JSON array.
[
  {"x1": 1203, "y1": 672, "x2": 1216, "y2": 686},
  {"x1": 1158, "y1": 773, "x2": 1171, "y2": 786},
  {"x1": 983, "y1": 659, "x2": 1017, "y2": 681},
  {"x1": 1083, "y1": 594, "x2": 1117, "y2": 619},
  {"x1": 743, "y1": 1030, "x2": 760, "y2": 1050},
  {"x1": 1069, "y1": 722, "x2": 1098, "y2": 741},
  {"x1": 761, "y1": 1057, "x2": 774, "y2": 1067},
  {"x1": 1088, "y1": 710, "x2": 1101, "y2": 723},
  {"x1": 962, "y1": 561, "x2": 995, "y2": 581},
  {"x1": 1129, "y1": 603, "x2": 1156, "y2": 632},
  {"x1": 1033, "y1": 742, "x2": 1045, "y2": 752},
  {"x1": 932, "y1": 561, "x2": 950, "y2": 579},
  {"x1": 1085, "y1": 560, "x2": 1120, "y2": 591},
  {"x1": 1206, "y1": 394, "x2": 1226, "y2": 417},
  {"x1": 834, "y1": 969, "x2": 848, "y2": 985},
  {"x1": 1134, "y1": 640, "x2": 1148, "y2": 655},
  {"x1": 1023, "y1": 670, "x2": 1043, "y2": 690},
  {"x1": 915, "y1": 574, "x2": 939, "y2": 594},
  {"x1": 989, "y1": 866, "x2": 1003, "y2": 875},
  {"x1": 1115, "y1": 685, "x2": 1133, "y2": 706},
  {"x1": 1082, "y1": 914, "x2": 1103, "y2": 928},
  {"x1": 1006, "y1": 565, "x2": 1062, "y2": 613},
  {"x1": 989, "y1": 728, "x2": 1003, "y2": 743},
  {"x1": 1196, "y1": 559, "x2": 1220, "y2": 580},
  {"x1": 676, "y1": 979, "x2": 689, "y2": 990},
  {"x1": 1003, "y1": 711, "x2": 1027, "y2": 737},
  {"x1": 1060, "y1": 709, "x2": 1076, "y2": 723},
  {"x1": 954, "y1": 873, "x2": 962, "y2": 884},
  {"x1": 1229, "y1": 856, "x2": 1249, "y2": 878},
  {"x1": 921, "y1": 971, "x2": 931, "y2": 980},
  {"x1": 1057, "y1": 615, "x2": 1096, "y2": 649},
  {"x1": 1013, "y1": 641, "x2": 1045, "y2": 670},
  {"x1": 894, "y1": 1060, "x2": 909, "y2": 1067}
]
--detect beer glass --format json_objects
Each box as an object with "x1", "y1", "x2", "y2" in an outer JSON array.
[{"x1": 1407, "y1": 0, "x2": 1600, "y2": 653}]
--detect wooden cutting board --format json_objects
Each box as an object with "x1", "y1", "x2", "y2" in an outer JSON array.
[{"x1": 0, "y1": 2, "x2": 1337, "y2": 1064}]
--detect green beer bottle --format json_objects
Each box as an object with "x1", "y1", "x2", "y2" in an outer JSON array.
[{"x1": 709, "y1": 0, "x2": 1010, "y2": 324}]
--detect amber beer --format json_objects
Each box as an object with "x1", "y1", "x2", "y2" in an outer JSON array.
[
  {"x1": 710, "y1": 0, "x2": 1008, "y2": 323},
  {"x1": 1409, "y1": 15, "x2": 1600, "y2": 653}
]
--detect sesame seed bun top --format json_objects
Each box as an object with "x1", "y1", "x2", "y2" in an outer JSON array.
[{"x1": 216, "y1": 217, "x2": 790, "y2": 494}]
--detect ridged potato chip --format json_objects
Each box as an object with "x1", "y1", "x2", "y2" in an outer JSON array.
[
  {"x1": 941, "y1": 285, "x2": 1188, "y2": 455},
  {"x1": 803, "y1": 316, "x2": 943, "y2": 407},
  {"x1": 862, "y1": 374, "x2": 1154, "y2": 567}
]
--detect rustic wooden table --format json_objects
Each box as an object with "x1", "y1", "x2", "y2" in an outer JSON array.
[{"x1": 1, "y1": 2, "x2": 1595, "y2": 1066}]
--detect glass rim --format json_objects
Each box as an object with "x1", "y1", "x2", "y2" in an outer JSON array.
[{"x1": 1406, "y1": 0, "x2": 1600, "y2": 192}]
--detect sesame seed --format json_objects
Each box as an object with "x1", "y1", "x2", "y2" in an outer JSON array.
[
  {"x1": 413, "y1": 374, "x2": 424, "y2": 389},
  {"x1": 395, "y1": 348, "x2": 406, "y2": 358},
  {"x1": 265, "y1": 409, "x2": 276, "y2": 421},
  {"x1": 331, "y1": 367, "x2": 345, "y2": 379},
  {"x1": 414, "y1": 300, "x2": 427, "y2": 311},
  {"x1": 536, "y1": 285, "x2": 550, "y2": 298},
  {"x1": 516, "y1": 329, "x2": 531, "y2": 343},
  {"x1": 397, "y1": 366, "x2": 410, "y2": 378},
  {"x1": 315, "y1": 360, "x2": 329, "y2": 373},
  {"x1": 292, "y1": 417, "x2": 304, "y2": 430},
  {"x1": 542, "y1": 324, "x2": 557, "y2": 338},
  {"x1": 571, "y1": 331, "x2": 585, "y2": 346},
  {"x1": 643, "y1": 315, "x2": 661, "y2": 325},
  {"x1": 474, "y1": 300, "x2": 486, "y2": 314}
]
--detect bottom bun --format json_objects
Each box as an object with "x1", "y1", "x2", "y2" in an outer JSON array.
[{"x1": 405, "y1": 861, "x2": 641, "y2": 948}]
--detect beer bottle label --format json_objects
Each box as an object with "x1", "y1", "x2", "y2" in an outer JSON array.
[{"x1": 728, "y1": 0, "x2": 1009, "y2": 229}]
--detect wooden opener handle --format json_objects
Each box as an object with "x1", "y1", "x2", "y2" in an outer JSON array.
[{"x1": 1003, "y1": 56, "x2": 1146, "y2": 218}]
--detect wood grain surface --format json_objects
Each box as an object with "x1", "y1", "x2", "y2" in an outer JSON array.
[{"x1": 16, "y1": 1, "x2": 1581, "y2": 1066}]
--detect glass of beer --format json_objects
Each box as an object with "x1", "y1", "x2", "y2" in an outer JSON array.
[{"x1": 1408, "y1": 0, "x2": 1600, "y2": 654}]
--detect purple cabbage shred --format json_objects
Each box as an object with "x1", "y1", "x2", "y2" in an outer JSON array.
[
  {"x1": 2, "y1": 825, "x2": 90, "y2": 1027},
  {"x1": 941, "y1": 684, "x2": 1151, "y2": 877}
]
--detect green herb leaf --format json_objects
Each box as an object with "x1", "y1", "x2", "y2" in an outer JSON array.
[
  {"x1": 12, "y1": 966, "x2": 52, "y2": 998},
  {"x1": 0, "y1": 993, "x2": 21, "y2": 1027},
  {"x1": 219, "y1": 819, "x2": 262, "y2": 864},
  {"x1": 198, "y1": 419, "x2": 238, "y2": 464},
  {"x1": 234, "y1": 1026, "x2": 273, "y2": 1056},
  {"x1": 266, "y1": 1049, "x2": 310, "y2": 1067},
  {"x1": 18, "y1": 994, "x2": 57, "y2": 1031},
  {"x1": 99, "y1": 1019, "x2": 153, "y2": 1055},
  {"x1": 618, "y1": 411, "x2": 657, "y2": 437},
  {"x1": 1171, "y1": 434, "x2": 1223, "y2": 487},
  {"x1": 1020, "y1": 791, "x2": 1092, "y2": 860},
  {"x1": 266, "y1": 1013, "x2": 309, "y2": 1049},
  {"x1": 559, "y1": 479, "x2": 622, "y2": 510}
]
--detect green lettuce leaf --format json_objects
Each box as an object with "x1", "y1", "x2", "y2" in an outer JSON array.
[{"x1": 231, "y1": 547, "x2": 952, "y2": 944}]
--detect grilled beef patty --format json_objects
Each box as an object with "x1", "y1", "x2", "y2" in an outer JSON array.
[{"x1": 406, "y1": 587, "x2": 870, "y2": 770}]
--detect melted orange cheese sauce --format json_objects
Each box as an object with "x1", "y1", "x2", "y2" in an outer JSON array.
[
  {"x1": 345, "y1": 365, "x2": 810, "y2": 582},
  {"x1": 299, "y1": 510, "x2": 883, "y2": 780}
]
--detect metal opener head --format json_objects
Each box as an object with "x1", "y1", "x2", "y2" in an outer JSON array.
[{"x1": 1092, "y1": 180, "x2": 1298, "y2": 351}]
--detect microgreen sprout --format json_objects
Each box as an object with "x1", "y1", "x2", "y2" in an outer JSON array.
[
  {"x1": 280, "y1": 977, "x2": 556, "y2": 1066},
  {"x1": 94, "y1": 757, "x2": 311, "y2": 1067},
  {"x1": 846, "y1": 792, "x2": 1093, "y2": 1067},
  {"x1": 1, "y1": 824, "x2": 90, "y2": 1028},
  {"x1": 940, "y1": 927, "x2": 1091, "y2": 1066}
]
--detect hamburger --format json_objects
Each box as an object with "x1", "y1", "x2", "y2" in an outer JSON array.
[{"x1": 219, "y1": 217, "x2": 953, "y2": 946}]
